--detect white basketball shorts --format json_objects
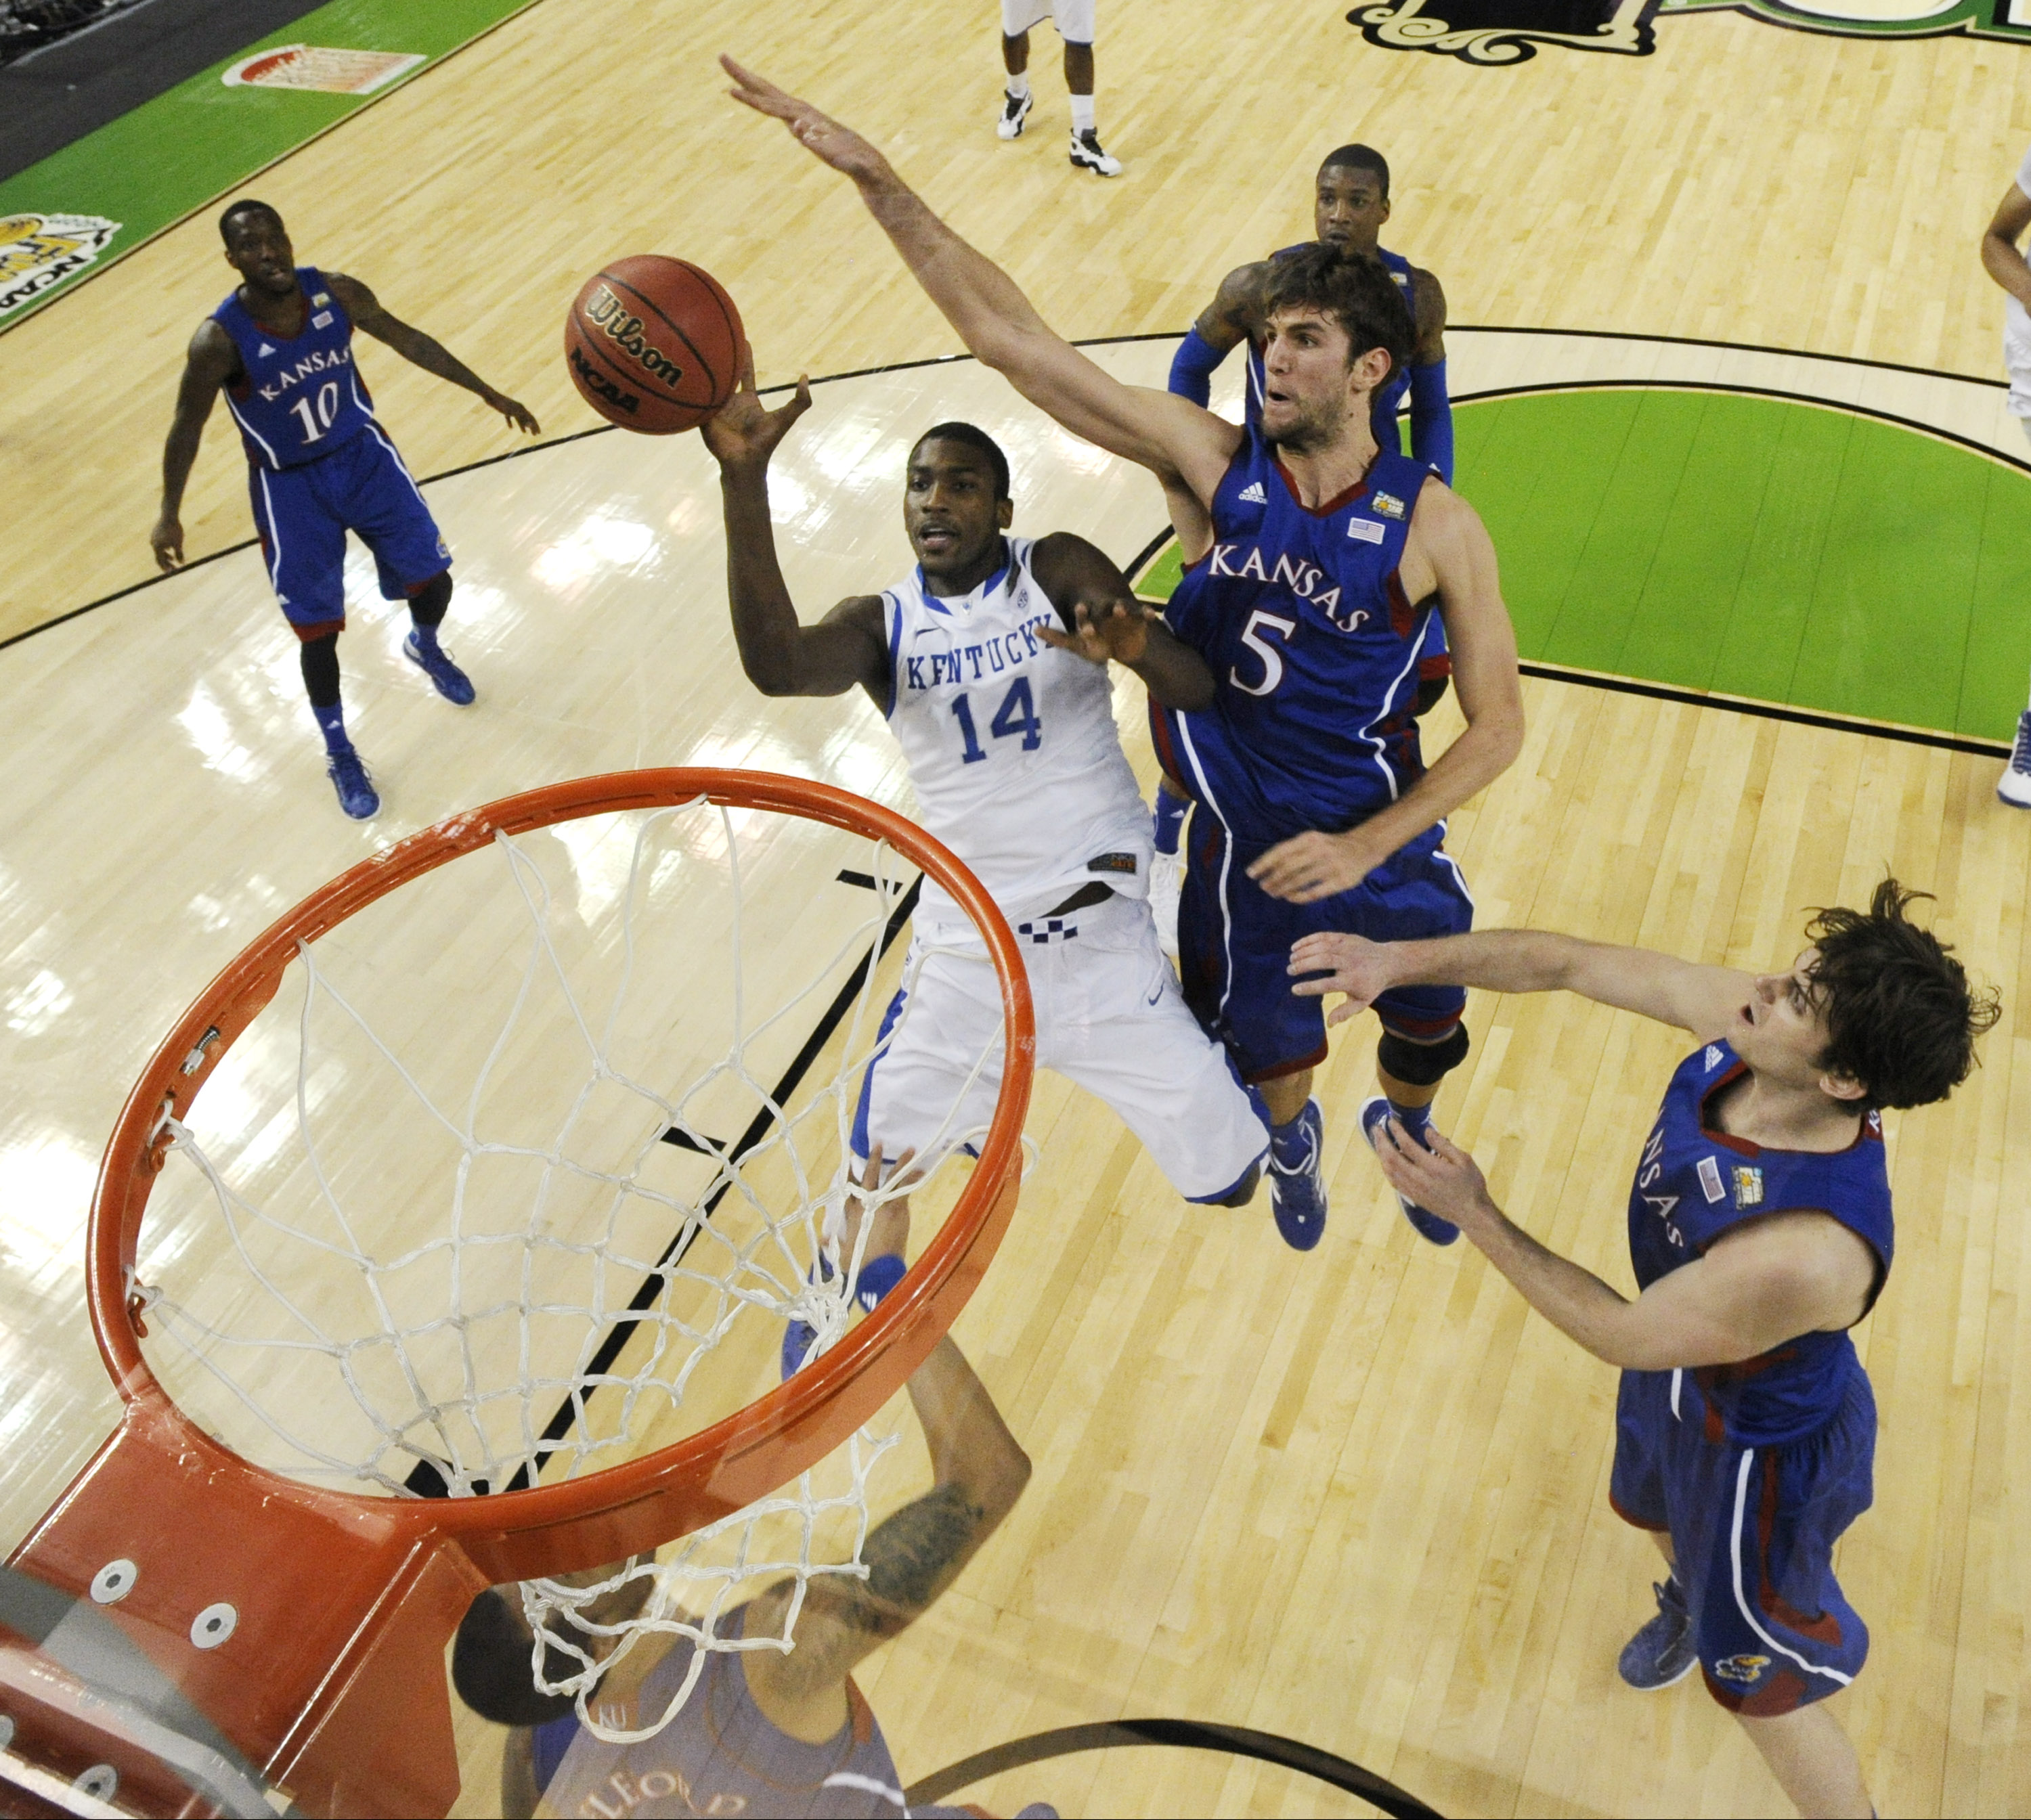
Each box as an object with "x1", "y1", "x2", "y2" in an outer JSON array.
[
  {"x1": 854, "y1": 892, "x2": 1267, "y2": 1202},
  {"x1": 1002, "y1": 0, "x2": 1095, "y2": 43}
]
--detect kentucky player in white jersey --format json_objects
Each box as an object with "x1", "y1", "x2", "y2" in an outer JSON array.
[
  {"x1": 723, "y1": 60, "x2": 1525, "y2": 1253},
  {"x1": 150, "y1": 199, "x2": 538, "y2": 820},
  {"x1": 1978, "y1": 150, "x2": 2031, "y2": 809},
  {"x1": 699, "y1": 351, "x2": 1269, "y2": 1219}
]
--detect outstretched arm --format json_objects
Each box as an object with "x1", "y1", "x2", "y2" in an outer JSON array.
[
  {"x1": 1368, "y1": 1122, "x2": 1879, "y2": 1369},
  {"x1": 722, "y1": 56, "x2": 1241, "y2": 503},
  {"x1": 703, "y1": 352, "x2": 890, "y2": 700},
  {"x1": 1289, "y1": 925, "x2": 1759, "y2": 1042},
  {"x1": 1031, "y1": 531, "x2": 1217, "y2": 709},
  {"x1": 1246, "y1": 483, "x2": 1524, "y2": 904},
  {"x1": 742, "y1": 1335, "x2": 1030, "y2": 1711},
  {"x1": 325, "y1": 272, "x2": 540, "y2": 434},
  {"x1": 150, "y1": 320, "x2": 240, "y2": 571}
]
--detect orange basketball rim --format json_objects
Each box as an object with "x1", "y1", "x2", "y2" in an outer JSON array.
[{"x1": 3, "y1": 770, "x2": 1034, "y2": 1817}]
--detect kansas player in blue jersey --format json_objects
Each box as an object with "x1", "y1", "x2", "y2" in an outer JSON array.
[
  {"x1": 1293, "y1": 881, "x2": 1999, "y2": 1817},
  {"x1": 452, "y1": 1256, "x2": 1050, "y2": 1819},
  {"x1": 1150, "y1": 146, "x2": 1455, "y2": 948},
  {"x1": 149, "y1": 200, "x2": 538, "y2": 820},
  {"x1": 725, "y1": 60, "x2": 1525, "y2": 1251}
]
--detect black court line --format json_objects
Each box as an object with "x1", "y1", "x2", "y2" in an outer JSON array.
[
  {"x1": 903, "y1": 1718, "x2": 1441, "y2": 1819},
  {"x1": 403, "y1": 868, "x2": 919, "y2": 1499}
]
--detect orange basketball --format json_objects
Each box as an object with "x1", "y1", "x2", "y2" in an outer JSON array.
[{"x1": 563, "y1": 255, "x2": 746, "y2": 434}]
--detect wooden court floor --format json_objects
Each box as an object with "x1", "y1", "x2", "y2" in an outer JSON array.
[{"x1": 4, "y1": 3, "x2": 2031, "y2": 1815}]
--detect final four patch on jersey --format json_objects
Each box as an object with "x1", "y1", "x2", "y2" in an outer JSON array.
[
  {"x1": 1371, "y1": 491, "x2": 1406, "y2": 519},
  {"x1": 311, "y1": 292, "x2": 330, "y2": 306},
  {"x1": 1733, "y1": 1166, "x2": 1764, "y2": 1207}
]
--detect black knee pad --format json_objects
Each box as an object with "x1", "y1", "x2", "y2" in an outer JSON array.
[
  {"x1": 1377, "y1": 1023, "x2": 1469, "y2": 1088},
  {"x1": 409, "y1": 569, "x2": 453, "y2": 627}
]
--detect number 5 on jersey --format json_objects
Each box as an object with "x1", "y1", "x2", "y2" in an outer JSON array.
[
  {"x1": 952, "y1": 675, "x2": 1043, "y2": 763},
  {"x1": 1231, "y1": 610, "x2": 1296, "y2": 696}
]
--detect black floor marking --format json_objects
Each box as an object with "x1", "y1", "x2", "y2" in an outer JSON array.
[
  {"x1": 904, "y1": 1718, "x2": 1441, "y2": 1819},
  {"x1": 403, "y1": 873, "x2": 921, "y2": 1499},
  {"x1": 660, "y1": 1126, "x2": 728, "y2": 1157}
]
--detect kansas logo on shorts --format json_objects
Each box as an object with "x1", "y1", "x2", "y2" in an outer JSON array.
[{"x1": 1711, "y1": 1653, "x2": 1772, "y2": 1686}]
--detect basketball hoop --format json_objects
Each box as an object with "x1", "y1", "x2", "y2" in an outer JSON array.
[{"x1": 3, "y1": 771, "x2": 1033, "y2": 1817}]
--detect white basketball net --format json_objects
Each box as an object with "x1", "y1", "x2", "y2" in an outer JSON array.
[{"x1": 121, "y1": 794, "x2": 1011, "y2": 1739}]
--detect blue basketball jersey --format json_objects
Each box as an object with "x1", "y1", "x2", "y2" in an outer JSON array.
[
  {"x1": 1155, "y1": 428, "x2": 1437, "y2": 845},
  {"x1": 1245, "y1": 243, "x2": 1416, "y2": 450},
  {"x1": 212, "y1": 266, "x2": 374, "y2": 470},
  {"x1": 1632, "y1": 1042, "x2": 1894, "y2": 1447}
]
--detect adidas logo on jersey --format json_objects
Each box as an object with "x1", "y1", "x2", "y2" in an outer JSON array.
[
  {"x1": 257, "y1": 342, "x2": 276, "y2": 357},
  {"x1": 1238, "y1": 481, "x2": 1266, "y2": 504}
]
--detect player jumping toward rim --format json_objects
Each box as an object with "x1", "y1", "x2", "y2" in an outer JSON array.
[
  {"x1": 721, "y1": 54, "x2": 1525, "y2": 1252},
  {"x1": 1290, "y1": 881, "x2": 1999, "y2": 1819},
  {"x1": 700, "y1": 350, "x2": 1268, "y2": 1243},
  {"x1": 150, "y1": 200, "x2": 538, "y2": 821}
]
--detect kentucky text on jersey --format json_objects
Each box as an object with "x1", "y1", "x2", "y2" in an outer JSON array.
[{"x1": 900, "y1": 609, "x2": 1056, "y2": 690}]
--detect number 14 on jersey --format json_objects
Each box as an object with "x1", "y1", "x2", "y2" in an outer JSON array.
[{"x1": 951, "y1": 676, "x2": 1043, "y2": 763}]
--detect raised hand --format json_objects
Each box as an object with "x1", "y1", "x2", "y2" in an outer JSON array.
[
  {"x1": 721, "y1": 56, "x2": 896, "y2": 186},
  {"x1": 1288, "y1": 930, "x2": 1395, "y2": 1026},
  {"x1": 1371, "y1": 1118, "x2": 1494, "y2": 1231},
  {"x1": 1039, "y1": 596, "x2": 1151, "y2": 667},
  {"x1": 700, "y1": 345, "x2": 814, "y2": 471}
]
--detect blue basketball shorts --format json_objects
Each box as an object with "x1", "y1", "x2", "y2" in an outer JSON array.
[
  {"x1": 1177, "y1": 809, "x2": 1472, "y2": 1082},
  {"x1": 246, "y1": 422, "x2": 450, "y2": 636},
  {"x1": 1610, "y1": 1364, "x2": 1875, "y2": 1714}
]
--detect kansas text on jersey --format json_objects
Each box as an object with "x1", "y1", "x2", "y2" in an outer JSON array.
[
  {"x1": 212, "y1": 265, "x2": 376, "y2": 470},
  {"x1": 1631, "y1": 1040, "x2": 1894, "y2": 1448},
  {"x1": 1154, "y1": 430, "x2": 1437, "y2": 847}
]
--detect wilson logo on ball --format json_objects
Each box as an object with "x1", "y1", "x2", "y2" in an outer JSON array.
[{"x1": 584, "y1": 285, "x2": 686, "y2": 388}]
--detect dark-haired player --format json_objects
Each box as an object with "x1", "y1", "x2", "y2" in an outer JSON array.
[
  {"x1": 1150, "y1": 146, "x2": 1456, "y2": 951},
  {"x1": 1292, "y1": 881, "x2": 2001, "y2": 1819},
  {"x1": 722, "y1": 60, "x2": 1525, "y2": 1251},
  {"x1": 149, "y1": 199, "x2": 538, "y2": 820},
  {"x1": 699, "y1": 353, "x2": 1269, "y2": 1216},
  {"x1": 454, "y1": 1306, "x2": 1050, "y2": 1817}
]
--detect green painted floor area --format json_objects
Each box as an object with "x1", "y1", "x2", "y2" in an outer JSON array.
[
  {"x1": 1134, "y1": 388, "x2": 2031, "y2": 742},
  {"x1": 1, "y1": 0, "x2": 538, "y2": 329}
]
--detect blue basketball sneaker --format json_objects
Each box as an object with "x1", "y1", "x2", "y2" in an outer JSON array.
[
  {"x1": 781, "y1": 1254, "x2": 909, "y2": 1380},
  {"x1": 1267, "y1": 1099, "x2": 1328, "y2": 1250},
  {"x1": 1359, "y1": 1096, "x2": 1458, "y2": 1245},
  {"x1": 326, "y1": 749, "x2": 379, "y2": 820},
  {"x1": 1618, "y1": 1578, "x2": 1697, "y2": 1691},
  {"x1": 403, "y1": 631, "x2": 477, "y2": 706}
]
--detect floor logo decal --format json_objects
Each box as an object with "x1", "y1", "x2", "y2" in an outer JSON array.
[
  {"x1": 221, "y1": 45, "x2": 425, "y2": 95},
  {"x1": 0, "y1": 214, "x2": 121, "y2": 318},
  {"x1": 1351, "y1": 0, "x2": 2031, "y2": 60}
]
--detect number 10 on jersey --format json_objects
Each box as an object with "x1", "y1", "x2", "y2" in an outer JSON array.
[{"x1": 951, "y1": 677, "x2": 1043, "y2": 763}]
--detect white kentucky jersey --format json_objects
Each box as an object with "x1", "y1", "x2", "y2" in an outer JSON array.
[{"x1": 883, "y1": 536, "x2": 1152, "y2": 939}]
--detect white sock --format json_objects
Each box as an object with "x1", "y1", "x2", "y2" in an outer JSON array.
[
  {"x1": 1006, "y1": 71, "x2": 1030, "y2": 98},
  {"x1": 1070, "y1": 94, "x2": 1095, "y2": 134}
]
